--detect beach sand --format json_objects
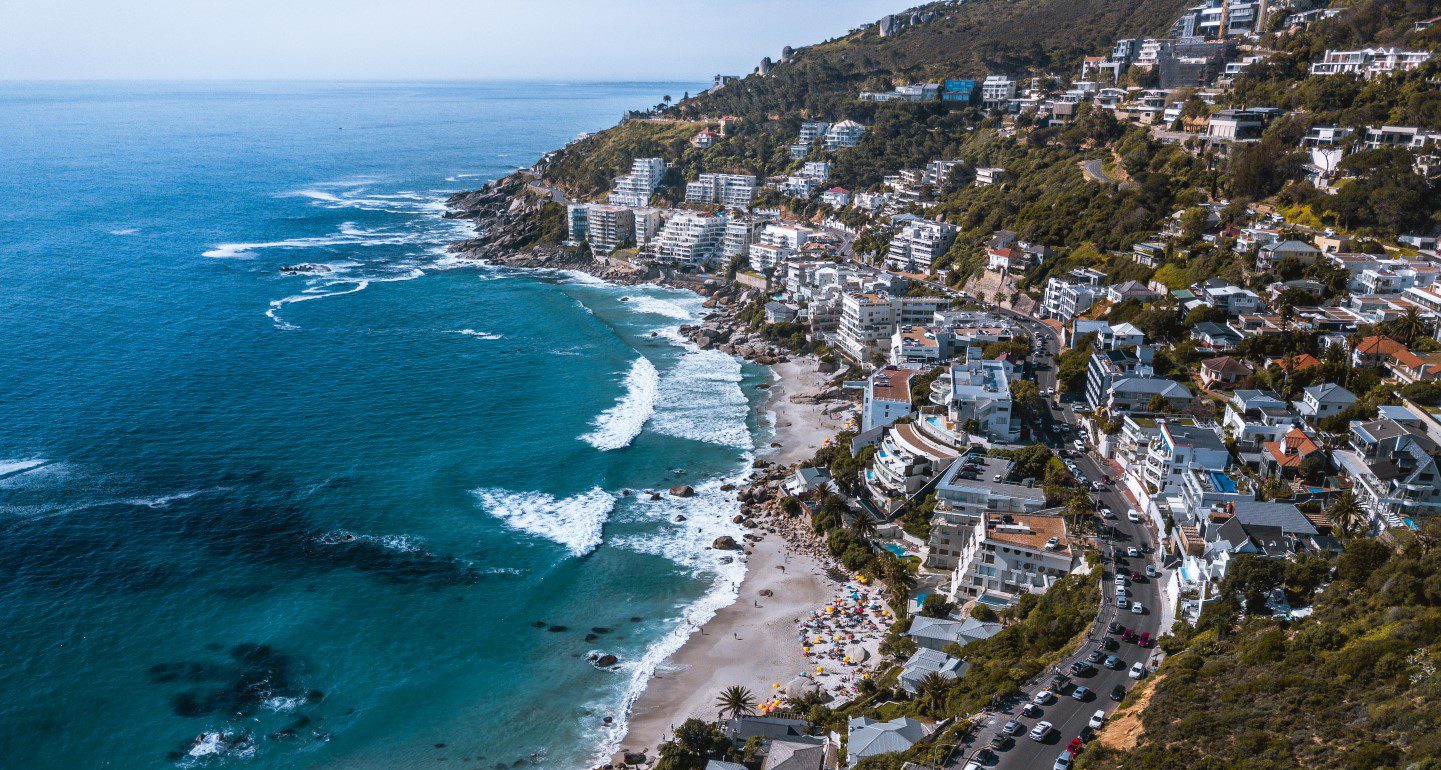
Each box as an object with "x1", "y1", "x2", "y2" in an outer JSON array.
[
  {"x1": 614, "y1": 355, "x2": 854, "y2": 762},
  {"x1": 618, "y1": 535, "x2": 836, "y2": 758},
  {"x1": 761, "y1": 356, "x2": 852, "y2": 468}
]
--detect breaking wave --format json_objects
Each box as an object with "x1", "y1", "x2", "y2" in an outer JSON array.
[
  {"x1": 471, "y1": 487, "x2": 615, "y2": 557},
  {"x1": 580, "y1": 357, "x2": 659, "y2": 451}
]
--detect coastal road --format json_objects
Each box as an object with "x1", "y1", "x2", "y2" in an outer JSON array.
[{"x1": 953, "y1": 454, "x2": 1167, "y2": 770}]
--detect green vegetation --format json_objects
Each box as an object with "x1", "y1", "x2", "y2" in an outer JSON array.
[{"x1": 1080, "y1": 530, "x2": 1441, "y2": 770}]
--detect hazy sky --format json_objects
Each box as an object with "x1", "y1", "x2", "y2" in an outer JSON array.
[{"x1": 0, "y1": 0, "x2": 905, "y2": 80}]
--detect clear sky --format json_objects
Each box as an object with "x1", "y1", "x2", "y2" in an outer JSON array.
[{"x1": 0, "y1": 0, "x2": 906, "y2": 81}]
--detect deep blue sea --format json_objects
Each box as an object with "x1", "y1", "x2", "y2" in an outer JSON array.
[{"x1": 0, "y1": 81, "x2": 767, "y2": 769}]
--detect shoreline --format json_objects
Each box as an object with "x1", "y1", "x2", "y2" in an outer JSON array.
[{"x1": 445, "y1": 184, "x2": 862, "y2": 769}]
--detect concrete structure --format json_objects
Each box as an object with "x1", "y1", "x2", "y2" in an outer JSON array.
[
  {"x1": 684, "y1": 173, "x2": 757, "y2": 207},
  {"x1": 862, "y1": 365, "x2": 921, "y2": 432},
  {"x1": 937, "y1": 360, "x2": 1019, "y2": 441},
  {"x1": 885, "y1": 220, "x2": 957, "y2": 274},
  {"x1": 948, "y1": 513, "x2": 1077, "y2": 606},
  {"x1": 608, "y1": 157, "x2": 667, "y2": 207},
  {"x1": 652, "y1": 212, "x2": 727, "y2": 269}
]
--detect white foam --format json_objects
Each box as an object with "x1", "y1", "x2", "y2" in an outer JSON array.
[
  {"x1": 121, "y1": 489, "x2": 221, "y2": 509},
  {"x1": 623, "y1": 295, "x2": 694, "y2": 321},
  {"x1": 0, "y1": 459, "x2": 48, "y2": 478},
  {"x1": 315, "y1": 530, "x2": 424, "y2": 554},
  {"x1": 650, "y1": 328, "x2": 752, "y2": 448},
  {"x1": 588, "y1": 472, "x2": 751, "y2": 764},
  {"x1": 471, "y1": 487, "x2": 615, "y2": 557},
  {"x1": 580, "y1": 357, "x2": 659, "y2": 451},
  {"x1": 109, "y1": 227, "x2": 139, "y2": 236},
  {"x1": 448, "y1": 329, "x2": 503, "y2": 341}
]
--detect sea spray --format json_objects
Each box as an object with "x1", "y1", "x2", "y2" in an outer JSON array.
[{"x1": 581, "y1": 357, "x2": 661, "y2": 451}]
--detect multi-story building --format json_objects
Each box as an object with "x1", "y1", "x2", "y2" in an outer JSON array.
[
  {"x1": 565, "y1": 203, "x2": 589, "y2": 243},
  {"x1": 948, "y1": 513, "x2": 1076, "y2": 606},
  {"x1": 836, "y1": 293, "x2": 949, "y2": 363},
  {"x1": 633, "y1": 208, "x2": 663, "y2": 245},
  {"x1": 884, "y1": 220, "x2": 957, "y2": 274},
  {"x1": 651, "y1": 212, "x2": 727, "y2": 269},
  {"x1": 1334, "y1": 414, "x2": 1441, "y2": 529},
  {"x1": 790, "y1": 121, "x2": 832, "y2": 159},
  {"x1": 862, "y1": 365, "x2": 921, "y2": 432},
  {"x1": 936, "y1": 360, "x2": 1019, "y2": 441},
  {"x1": 1085, "y1": 347, "x2": 1154, "y2": 410},
  {"x1": 824, "y1": 120, "x2": 867, "y2": 150},
  {"x1": 683, "y1": 173, "x2": 757, "y2": 207},
  {"x1": 718, "y1": 218, "x2": 755, "y2": 261},
  {"x1": 1137, "y1": 422, "x2": 1230, "y2": 497},
  {"x1": 980, "y1": 75, "x2": 1015, "y2": 109},
  {"x1": 865, "y1": 421, "x2": 962, "y2": 503},
  {"x1": 925, "y1": 455, "x2": 1047, "y2": 572},
  {"x1": 584, "y1": 205, "x2": 635, "y2": 254},
  {"x1": 1040, "y1": 268, "x2": 1106, "y2": 322},
  {"x1": 1311, "y1": 48, "x2": 1434, "y2": 78},
  {"x1": 608, "y1": 157, "x2": 667, "y2": 207},
  {"x1": 1363, "y1": 125, "x2": 1441, "y2": 150}
]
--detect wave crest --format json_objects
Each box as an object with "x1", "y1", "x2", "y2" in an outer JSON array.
[
  {"x1": 472, "y1": 487, "x2": 614, "y2": 557},
  {"x1": 580, "y1": 357, "x2": 659, "y2": 451}
]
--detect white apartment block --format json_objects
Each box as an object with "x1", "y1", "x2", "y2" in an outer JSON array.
[
  {"x1": 885, "y1": 220, "x2": 957, "y2": 274},
  {"x1": 609, "y1": 157, "x2": 668, "y2": 207},
  {"x1": 633, "y1": 208, "x2": 663, "y2": 245},
  {"x1": 824, "y1": 120, "x2": 867, "y2": 150},
  {"x1": 1041, "y1": 278, "x2": 1101, "y2": 322},
  {"x1": 926, "y1": 456, "x2": 1048, "y2": 572},
  {"x1": 837, "y1": 293, "x2": 949, "y2": 363},
  {"x1": 584, "y1": 205, "x2": 635, "y2": 254},
  {"x1": 719, "y1": 218, "x2": 756, "y2": 260},
  {"x1": 1310, "y1": 48, "x2": 1433, "y2": 78},
  {"x1": 948, "y1": 513, "x2": 1076, "y2": 606},
  {"x1": 862, "y1": 365, "x2": 921, "y2": 432},
  {"x1": 790, "y1": 121, "x2": 832, "y2": 159},
  {"x1": 651, "y1": 212, "x2": 727, "y2": 269},
  {"x1": 938, "y1": 360, "x2": 1019, "y2": 442},
  {"x1": 981, "y1": 75, "x2": 1015, "y2": 109},
  {"x1": 1364, "y1": 125, "x2": 1441, "y2": 150},
  {"x1": 684, "y1": 173, "x2": 757, "y2": 207}
]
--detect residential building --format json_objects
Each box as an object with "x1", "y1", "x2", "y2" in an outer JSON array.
[
  {"x1": 565, "y1": 203, "x2": 588, "y2": 243},
  {"x1": 836, "y1": 293, "x2": 949, "y2": 363},
  {"x1": 1138, "y1": 421, "x2": 1229, "y2": 496},
  {"x1": 790, "y1": 122, "x2": 831, "y2": 159},
  {"x1": 948, "y1": 512, "x2": 1077, "y2": 606},
  {"x1": 1363, "y1": 125, "x2": 1441, "y2": 150},
  {"x1": 942, "y1": 79, "x2": 977, "y2": 103},
  {"x1": 1108, "y1": 376, "x2": 1194, "y2": 413},
  {"x1": 846, "y1": 718, "x2": 931, "y2": 766},
  {"x1": 1223, "y1": 389, "x2": 1296, "y2": 456},
  {"x1": 1085, "y1": 346, "x2": 1155, "y2": 410},
  {"x1": 904, "y1": 615, "x2": 1002, "y2": 651},
  {"x1": 936, "y1": 360, "x2": 1019, "y2": 441},
  {"x1": 1336, "y1": 416, "x2": 1441, "y2": 527},
  {"x1": 1261, "y1": 426, "x2": 1322, "y2": 479},
  {"x1": 885, "y1": 220, "x2": 957, "y2": 274},
  {"x1": 980, "y1": 75, "x2": 1016, "y2": 109},
  {"x1": 1256, "y1": 240, "x2": 1323, "y2": 270},
  {"x1": 1040, "y1": 268, "x2": 1106, "y2": 322},
  {"x1": 684, "y1": 173, "x2": 757, "y2": 207},
  {"x1": 899, "y1": 649, "x2": 967, "y2": 694},
  {"x1": 974, "y1": 167, "x2": 1008, "y2": 186},
  {"x1": 1310, "y1": 48, "x2": 1434, "y2": 78},
  {"x1": 865, "y1": 421, "x2": 961, "y2": 502},
  {"x1": 927, "y1": 456, "x2": 1048, "y2": 572},
  {"x1": 1297, "y1": 383, "x2": 1356, "y2": 421},
  {"x1": 824, "y1": 120, "x2": 867, "y2": 150},
  {"x1": 820, "y1": 187, "x2": 851, "y2": 207},
  {"x1": 719, "y1": 218, "x2": 757, "y2": 261},
  {"x1": 584, "y1": 205, "x2": 636, "y2": 254},
  {"x1": 1207, "y1": 109, "x2": 1268, "y2": 142},
  {"x1": 608, "y1": 157, "x2": 667, "y2": 207},
  {"x1": 1199, "y1": 355, "x2": 1253, "y2": 388},
  {"x1": 862, "y1": 365, "x2": 921, "y2": 432},
  {"x1": 1191, "y1": 321, "x2": 1244, "y2": 352},
  {"x1": 651, "y1": 212, "x2": 727, "y2": 269}
]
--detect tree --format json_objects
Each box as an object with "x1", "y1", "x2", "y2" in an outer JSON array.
[
  {"x1": 915, "y1": 671, "x2": 952, "y2": 715},
  {"x1": 1146, "y1": 394, "x2": 1171, "y2": 413},
  {"x1": 1336, "y1": 538, "x2": 1391, "y2": 585},
  {"x1": 920, "y1": 594, "x2": 953, "y2": 618},
  {"x1": 657, "y1": 719, "x2": 729, "y2": 770},
  {"x1": 1325, "y1": 491, "x2": 1366, "y2": 540},
  {"x1": 715, "y1": 686, "x2": 757, "y2": 720},
  {"x1": 849, "y1": 512, "x2": 877, "y2": 541}
]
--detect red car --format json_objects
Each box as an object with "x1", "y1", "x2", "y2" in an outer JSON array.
[
  {"x1": 1101, "y1": 474, "x2": 1111, "y2": 483},
  {"x1": 1068, "y1": 738, "x2": 1085, "y2": 754},
  {"x1": 1138, "y1": 632, "x2": 1152, "y2": 647},
  {"x1": 1121, "y1": 629, "x2": 1136, "y2": 643}
]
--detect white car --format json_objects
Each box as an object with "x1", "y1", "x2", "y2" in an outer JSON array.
[
  {"x1": 1054, "y1": 751, "x2": 1074, "y2": 770},
  {"x1": 1116, "y1": 596, "x2": 1129, "y2": 609},
  {"x1": 1131, "y1": 601, "x2": 1145, "y2": 615},
  {"x1": 1127, "y1": 547, "x2": 1140, "y2": 558},
  {"x1": 1129, "y1": 662, "x2": 1147, "y2": 679},
  {"x1": 1033, "y1": 689, "x2": 1056, "y2": 705},
  {"x1": 1030, "y1": 721, "x2": 1054, "y2": 741},
  {"x1": 1099, "y1": 506, "x2": 1113, "y2": 518},
  {"x1": 1088, "y1": 709, "x2": 1107, "y2": 729},
  {"x1": 1073, "y1": 440, "x2": 1086, "y2": 453},
  {"x1": 1116, "y1": 587, "x2": 1128, "y2": 600},
  {"x1": 1127, "y1": 510, "x2": 1142, "y2": 523}
]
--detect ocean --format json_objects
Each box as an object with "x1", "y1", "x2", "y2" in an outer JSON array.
[{"x1": 0, "y1": 81, "x2": 766, "y2": 768}]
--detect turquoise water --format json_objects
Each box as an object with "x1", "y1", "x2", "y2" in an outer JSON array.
[{"x1": 0, "y1": 81, "x2": 766, "y2": 769}]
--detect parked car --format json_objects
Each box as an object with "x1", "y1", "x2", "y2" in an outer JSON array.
[
  {"x1": 1087, "y1": 649, "x2": 1104, "y2": 663},
  {"x1": 1030, "y1": 721, "x2": 1054, "y2": 741},
  {"x1": 1127, "y1": 509, "x2": 1142, "y2": 522},
  {"x1": 1107, "y1": 621, "x2": 1122, "y2": 634},
  {"x1": 988, "y1": 733, "x2": 1008, "y2": 751},
  {"x1": 1146, "y1": 565, "x2": 1159, "y2": 578},
  {"x1": 1070, "y1": 661, "x2": 1095, "y2": 676},
  {"x1": 1102, "y1": 637, "x2": 1119, "y2": 651},
  {"x1": 1116, "y1": 597, "x2": 1129, "y2": 609},
  {"x1": 1104, "y1": 654, "x2": 1123, "y2": 670},
  {"x1": 1121, "y1": 628, "x2": 1135, "y2": 643},
  {"x1": 1088, "y1": 710, "x2": 1107, "y2": 729},
  {"x1": 1100, "y1": 506, "x2": 1114, "y2": 517},
  {"x1": 1127, "y1": 547, "x2": 1140, "y2": 558},
  {"x1": 1138, "y1": 632, "x2": 1152, "y2": 647},
  {"x1": 1129, "y1": 662, "x2": 1147, "y2": 679},
  {"x1": 1116, "y1": 586, "x2": 1128, "y2": 600},
  {"x1": 1003, "y1": 719, "x2": 1024, "y2": 735},
  {"x1": 1068, "y1": 738, "x2": 1085, "y2": 754},
  {"x1": 1053, "y1": 751, "x2": 1074, "y2": 770},
  {"x1": 1021, "y1": 703, "x2": 1043, "y2": 718},
  {"x1": 1111, "y1": 684, "x2": 1127, "y2": 701},
  {"x1": 1072, "y1": 686, "x2": 1092, "y2": 701},
  {"x1": 1131, "y1": 601, "x2": 1145, "y2": 615},
  {"x1": 1034, "y1": 689, "x2": 1056, "y2": 705}
]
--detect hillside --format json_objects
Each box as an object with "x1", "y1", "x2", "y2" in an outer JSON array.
[{"x1": 1079, "y1": 533, "x2": 1441, "y2": 770}]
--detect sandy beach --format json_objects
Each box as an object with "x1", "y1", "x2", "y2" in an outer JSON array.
[
  {"x1": 616, "y1": 355, "x2": 854, "y2": 760},
  {"x1": 618, "y1": 535, "x2": 836, "y2": 757},
  {"x1": 761, "y1": 356, "x2": 853, "y2": 467}
]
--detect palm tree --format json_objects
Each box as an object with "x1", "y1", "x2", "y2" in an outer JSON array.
[
  {"x1": 1326, "y1": 491, "x2": 1366, "y2": 539},
  {"x1": 849, "y1": 512, "x2": 877, "y2": 541},
  {"x1": 915, "y1": 672, "x2": 952, "y2": 715},
  {"x1": 715, "y1": 686, "x2": 756, "y2": 721},
  {"x1": 1396, "y1": 306, "x2": 1425, "y2": 345}
]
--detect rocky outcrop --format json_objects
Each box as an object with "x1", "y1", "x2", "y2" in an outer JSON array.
[{"x1": 669, "y1": 485, "x2": 695, "y2": 498}]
